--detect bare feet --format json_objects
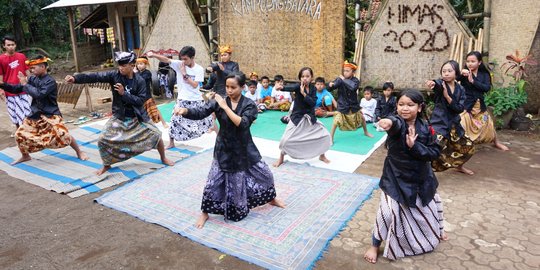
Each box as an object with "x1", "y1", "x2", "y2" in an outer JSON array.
[
  {"x1": 77, "y1": 151, "x2": 89, "y2": 161},
  {"x1": 162, "y1": 157, "x2": 174, "y2": 166},
  {"x1": 95, "y1": 165, "x2": 111, "y2": 176},
  {"x1": 11, "y1": 154, "x2": 31, "y2": 165},
  {"x1": 365, "y1": 132, "x2": 374, "y2": 138},
  {"x1": 363, "y1": 246, "x2": 379, "y2": 264},
  {"x1": 441, "y1": 231, "x2": 449, "y2": 241},
  {"x1": 456, "y1": 165, "x2": 474, "y2": 175},
  {"x1": 162, "y1": 122, "x2": 169, "y2": 129},
  {"x1": 319, "y1": 154, "x2": 331, "y2": 164},
  {"x1": 195, "y1": 212, "x2": 209, "y2": 229},
  {"x1": 493, "y1": 142, "x2": 509, "y2": 151},
  {"x1": 269, "y1": 198, "x2": 286, "y2": 208},
  {"x1": 273, "y1": 155, "x2": 285, "y2": 167},
  {"x1": 165, "y1": 142, "x2": 175, "y2": 150}
]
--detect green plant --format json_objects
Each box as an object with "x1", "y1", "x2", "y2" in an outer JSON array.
[{"x1": 485, "y1": 81, "x2": 528, "y2": 116}]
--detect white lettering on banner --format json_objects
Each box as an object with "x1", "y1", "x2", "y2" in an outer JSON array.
[{"x1": 231, "y1": 0, "x2": 322, "y2": 20}]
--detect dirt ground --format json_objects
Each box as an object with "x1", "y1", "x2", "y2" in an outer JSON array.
[{"x1": 0, "y1": 70, "x2": 539, "y2": 269}]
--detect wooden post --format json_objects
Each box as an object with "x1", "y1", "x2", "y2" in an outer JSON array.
[
  {"x1": 208, "y1": 0, "x2": 214, "y2": 55},
  {"x1": 84, "y1": 85, "x2": 93, "y2": 112},
  {"x1": 483, "y1": 0, "x2": 491, "y2": 57},
  {"x1": 67, "y1": 7, "x2": 80, "y2": 72},
  {"x1": 115, "y1": 4, "x2": 124, "y2": 51}
]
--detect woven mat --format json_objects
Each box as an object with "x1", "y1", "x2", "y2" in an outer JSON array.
[
  {"x1": 96, "y1": 150, "x2": 379, "y2": 269},
  {"x1": 0, "y1": 124, "x2": 196, "y2": 198}
]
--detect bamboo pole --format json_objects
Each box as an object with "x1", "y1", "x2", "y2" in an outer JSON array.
[
  {"x1": 458, "y1": 34, "x2": 464, "y2": 68},
  {"x1": 67, "y1": 7, "x2": 80, "y2": 72},
  {"x1": 356, "y1": 31, "x2": 365, "y2": 80},
  {"x1": 450, "y1": 34, "x2": 457, "y2": 60},
  {"x1": 467, "y1": 37, "x2": 473, "y2": 54},
  {"x1": 483, "y1": 0, "x2": 491, "y2": 57}
]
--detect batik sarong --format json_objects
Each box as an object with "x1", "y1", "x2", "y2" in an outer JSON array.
[
  {"x1": 201, "y1": 159, "x2": 277, "y2": 221},
  {"x1": 98, "y1": 117, "x2": 161, "y2": 166},
  {"x1": 168, "y1": 99, "x2": 213, "y2": 141},
  {"x1": 15, "y1": 115, "x2": 72, "y2": 154},
  {"x1": 460, "y1": 100, "x2": 496, "y2": 144},
  {"x1": 431, "y1": 128, "x2": 476, "y2": 171}
]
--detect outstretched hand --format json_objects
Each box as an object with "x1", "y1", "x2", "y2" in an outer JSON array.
[
  {"x1": 406, "y1": 126, "x2": 418, "y2": 148},
  {"x1": 65, "y1": 75, "x2": 75, "y2": 83},
  {"x1": 378, "y1": 118, "x2": 392, "y2": 131},
  {"x1": 425, "y1": 80, "x2": 435, "y2": 90}
]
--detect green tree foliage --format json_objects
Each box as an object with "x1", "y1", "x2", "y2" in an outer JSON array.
[{"x1": 0, "y1": 0, "x2": 69, "y2": 48}]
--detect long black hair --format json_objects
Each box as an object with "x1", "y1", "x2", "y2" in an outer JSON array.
[{"x1": 465, "y1": 51, "x2": 492, "y2": 85}]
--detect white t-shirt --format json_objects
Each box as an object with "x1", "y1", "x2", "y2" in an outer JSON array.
[
  {"x1": 271, "y1": 89, "x2": 292, "y2": 102},
  {"x1": 245, "y1": 91, "x2": 259, "y2": 102},
  {"x1": 170, "y1": 60, "x2": 204, "y2": 101},
  {"x1": 360, "y1": 98, "x2": 377, "y2": 121}
]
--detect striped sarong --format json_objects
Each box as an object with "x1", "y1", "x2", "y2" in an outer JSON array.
[
  {"x1": 15, "y1": 115, "x2": 72, "y2": 154},
  {"x1": 143, "y1": 98, "x2": 162, "y2": 124},
  {"x1": 6, "y1": 94, "x2": 32, "y2": 125},
  {"x1": 98, "y1": 117, "x2": 162, "y2": 166},
  {"x1": 372, "y1": 192, "x2": 444, "y2": 260}
]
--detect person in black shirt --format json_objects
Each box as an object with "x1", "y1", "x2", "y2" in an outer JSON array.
[
  {"x1": 328, "y1": 61, "x2": 373, "y2": 143},
  {"x1": 135, "y1": 56, "x2": 168, "y2": 128},
  {"x1": 459, "y1": 51, "x2": 509, "y2": 151},
  {"x1": 0, "y1": 55, "x2": 88, "y2": 165},
  {"x1": 175, "y1": 72, "x2": 285, "y2": 228},
  {"x1": 272, "y1": 67, "x2": 332, "y2": 167},
  {"x1": 364, "y1": 90, "x2": 447, "y2": 264},
  {"x1": 65, "y1": 51, "x2": 174, "y2": 175}
]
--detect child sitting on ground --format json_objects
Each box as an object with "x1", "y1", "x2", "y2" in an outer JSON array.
[
  {"x1": 314, "y1": 77, "x2": 337, "y2": 117},
  {"x1": 268, "y1": 75, "x2": 292, "y2": 111},
  {"x1": 258, "y1": 76, "x2": 273, "y2": 111},
  {"x1": 360, "y1": 86, "x2": 377, "y2": 123}
]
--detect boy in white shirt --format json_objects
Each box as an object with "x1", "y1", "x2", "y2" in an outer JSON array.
[
  {"x1": 360, "y1": 86, "x2": 377, "y2": 123},
  {"x1": 268, "y1": 75, "x2": 292, "y2": 111},
  {"x1": 147, "y1": 46, "x2": 213, "y2": 148}
]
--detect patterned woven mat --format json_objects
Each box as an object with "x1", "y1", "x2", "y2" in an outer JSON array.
[
  {"x1": 0, "y1": 124, "x2": 196, "y2": 198},
  {"x1": 96, "y1": 150, "x2": 379, "y2": 269}
]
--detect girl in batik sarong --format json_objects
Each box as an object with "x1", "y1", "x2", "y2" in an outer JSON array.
[
  {"x1": 272, "y1": 67, "x2": 332, "y2": 167},
  {"x1": 328, "y1": 61, "x2": 373, "y2": 144},
  {"x1": 147, "y1": 47, "x2": 213, "y2": 148},
  {"x1": 65, "y1": 51, "x2": 173, "y2": 175},
  {"x1": 364, "y1": 90, "x2": 448, "y2": 264},
  {"x1": 458, "y1": 51, "x2": 508, "y2": 151},
  {"x1": 174, "y1": 72, "x2": 285, "y2": 228},
  {"x1": 426, "y1": 60, "x2": 476, "y2": 175},
  {"x1": 0, "y1": 55, "x2": 88, "y2": 165},
  {"x1": 134, "y1": 56, "x2": 168, "y2": 128}
]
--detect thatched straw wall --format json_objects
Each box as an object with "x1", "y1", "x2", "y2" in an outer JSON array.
[
  {"x1": 362, "y1": 0, "x2": 471, "y2": 90},
  {"x1": 142, "y1": 0, "x2": 211, "y2": 70},
  {"x1": 219, "y1": 0, "x2": 344, "y2": 81}
]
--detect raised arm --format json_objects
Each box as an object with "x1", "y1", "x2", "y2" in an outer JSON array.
[
  {"x1": 70, "y1": 71, "x2": 114, "y2": 84},
  {"x1": 146, "y1": 51, "x2": 172, "y2": 64}
]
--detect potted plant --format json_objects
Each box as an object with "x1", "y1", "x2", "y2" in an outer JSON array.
[{"x1": 485, "y1": 50, "x2": 537, "y2": 128}]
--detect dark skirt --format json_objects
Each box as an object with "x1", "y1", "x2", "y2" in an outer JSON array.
[
  {"x1": 201, "y1": 159, "x2": 276, "y2": 222},
  {"x1": 431, "y1": 128, "x2": 476, "y2": 171}
]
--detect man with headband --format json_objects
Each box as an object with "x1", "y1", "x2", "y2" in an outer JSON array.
[
  {"x1": 65, "y1": 51, "x2": 174, "y2": 175},
  {"x1": 0, "y1": 55, "x2": 88, "y2": 165}
]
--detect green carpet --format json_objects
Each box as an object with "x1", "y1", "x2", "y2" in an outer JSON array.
[{"x1": 158, "y1": 102, "x2": 385, "y2": 155}]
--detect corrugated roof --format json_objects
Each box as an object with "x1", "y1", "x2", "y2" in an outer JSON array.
[{"x1": 42, "y1": 0, "x2": 135, "y2": 9}]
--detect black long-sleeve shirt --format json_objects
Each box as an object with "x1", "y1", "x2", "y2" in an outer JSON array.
[
  {"x1": 201, "y1": 61, "x2": 240, "y2": 96},
  {"x1": 374, "y1": 95, "x2": 396, "y2": 121},
  {"x1": 429, "y1": 79, "x2": 466, "y2": 138},
  {"x1": 1, "y1": 74, "x2": 61, "y2": 119},
  {"x1": 282, "y1": 83, "x2": 317, "y2": 125},
  {"x1": 379, "y1": 116, "x2": 440, "y2": 207},
  {"x1": 457, "y1": 70, "x2": 491, "y2": 112},
  {"x1": 327, "y1": 77, "x2": 361, "y2": 114},
  {"x1": 138, "y1": 69, "x2": 153, "y2": 100},
  {"x1": 184, "y1": 95, "x2": 261, "y2": 172},
  {"x1": 73, "y1": 70, "x2": 150, "y2": 122}
]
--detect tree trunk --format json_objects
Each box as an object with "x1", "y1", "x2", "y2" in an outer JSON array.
[{"x1": 12, "y1": 15, "x2": 25, "y2": 47}]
